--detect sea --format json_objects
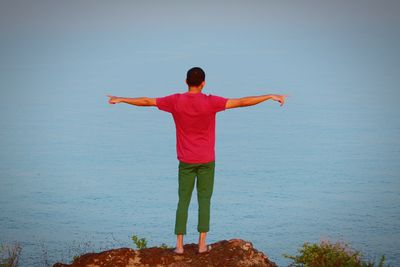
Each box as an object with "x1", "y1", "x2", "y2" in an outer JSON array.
[{"x1": 0, "y1": 74, "x2": 399, "y2": 266}]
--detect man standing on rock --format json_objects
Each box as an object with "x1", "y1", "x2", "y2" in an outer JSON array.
[{"x1": 107, "y1": 67, "x2": 287, "y2": 254}]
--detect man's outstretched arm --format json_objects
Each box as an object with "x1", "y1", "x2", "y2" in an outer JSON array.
[
  {"x1": 226, "y1": 94, "x2": 287, "y2": 109},
  {"x1": 107, "y1": 95, "x2": 157, "y2": 106}
]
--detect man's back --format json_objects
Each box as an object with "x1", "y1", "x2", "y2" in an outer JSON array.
[
  {"x1": 107, "y1": 66, "x2": 286, "y2": 254},
  {"x1": 156, "y1": 91, "x2": 228, "y2": 164}
]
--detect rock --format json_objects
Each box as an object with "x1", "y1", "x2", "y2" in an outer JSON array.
[{"x1": 53, "y1": 238, "x2": 277, "y2": 267}]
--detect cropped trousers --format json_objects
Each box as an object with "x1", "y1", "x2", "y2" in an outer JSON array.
[{"x1": 174, "y1": 160, "x2": 215, "y2": 235}]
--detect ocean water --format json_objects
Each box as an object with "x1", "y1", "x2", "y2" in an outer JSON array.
[{"x1": 0, "y1": 79, "x2": 399, "y2": 266}]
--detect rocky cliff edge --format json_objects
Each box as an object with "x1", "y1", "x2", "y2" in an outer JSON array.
[{"x1": 53, "y1": 238, "x2": 278, "y2": 267}]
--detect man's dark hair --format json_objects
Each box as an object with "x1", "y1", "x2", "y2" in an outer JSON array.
[{"x1": 186, "y1": 67, "x2": 205, "y2": 86}]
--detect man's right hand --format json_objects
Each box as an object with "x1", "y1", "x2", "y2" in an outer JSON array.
[{"x1": 270, "y1": 94, "x2": 287, "y2": 106}]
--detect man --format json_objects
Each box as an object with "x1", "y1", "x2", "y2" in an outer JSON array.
[{"x1": 107, "y1": 67, "x2": 287, "y2": 254}]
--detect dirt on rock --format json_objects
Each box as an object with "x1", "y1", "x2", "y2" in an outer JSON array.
[{"x1": 53, "y1": 238, "x2": 278, "y2": 267}]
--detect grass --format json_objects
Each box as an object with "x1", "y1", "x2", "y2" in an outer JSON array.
[
  {"x1": 283, "y1": 240, "x2": 390, "y2": 267},
  {"x1": 130, "y1": 233, "x2": 174, "y2": 250},
  {"x1": 131, "y1": 234, "x2": 148, "y2": 250},
  {"x1": 0, "y1": 242, "x2": 22, "y2": 267}
]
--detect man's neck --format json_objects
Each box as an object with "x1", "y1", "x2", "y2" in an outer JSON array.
[{"x1": 188, "y1": 87, "x2": 203, "y2": 94}]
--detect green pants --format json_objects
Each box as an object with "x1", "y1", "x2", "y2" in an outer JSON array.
[{"x1": 175, "y1": 160, "x2": 215, "y2": 235}]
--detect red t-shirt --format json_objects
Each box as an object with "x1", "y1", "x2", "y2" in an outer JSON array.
[{"x1": 156, "y1": 91, "x2": 228, "y2": 164}]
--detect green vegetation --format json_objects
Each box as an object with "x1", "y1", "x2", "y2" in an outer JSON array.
[
  {"x1": 283, "y1": 240, "x2": 390, "y2": 267},
  {"x1": 72, "y1": 255, "x2": 81, "y2": 261},
  {"x1": 131, "y1": 234, "x2": 148, "y2": 250},
  {"x1": 0, "y1": 242, "x2": 22, "y2": 267},
  {"x1": 159, "y1": 243, "x2": 174, "y2": 249},
  {"x1": 130, "y1": 233, "x2": 173, "y2": 250}
]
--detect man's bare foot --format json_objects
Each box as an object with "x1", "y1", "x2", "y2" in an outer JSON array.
[
  {"x1": 175, "y1": 234, "x2": 184, "y2": 254},
  {"x1": 173, "y1": 247, "x2": 184, "y2": 254},
  {"x1": 198, "y1": 232, "x2": 209, "y2": 253},
  {"x1": 198, "y1": 244, "x2": 212, "y2": 254}
]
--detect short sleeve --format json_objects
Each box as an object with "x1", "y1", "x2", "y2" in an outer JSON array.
[
  {"x1": 209, "y1": 94, "x2": 228, "y2": 113},
  {"x1": 156, "y1": 93, "x2": 179, "y2": 113}
]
